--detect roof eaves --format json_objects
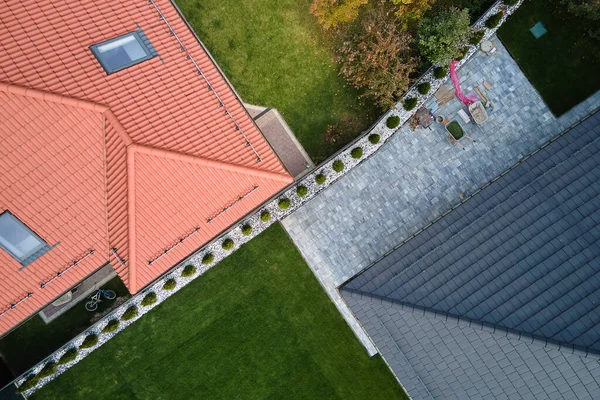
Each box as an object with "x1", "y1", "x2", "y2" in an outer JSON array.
[{"x1": 126, "y1": 144, "x2": 138, "y2": 294}]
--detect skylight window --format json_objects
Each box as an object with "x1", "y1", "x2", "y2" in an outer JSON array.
[
  {"x1": 90, "y1": 30, "x2": 156, "y2": 74},
  {"x1": 0, "y1": 211, "x2": 49, "y2": 265}
]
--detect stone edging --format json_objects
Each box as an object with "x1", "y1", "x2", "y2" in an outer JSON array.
[{"x1": 14, "y1": 1, "x2": 522, "y2": 395}]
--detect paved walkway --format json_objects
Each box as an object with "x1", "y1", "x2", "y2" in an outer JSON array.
[{"x1": 282, "y1": 36, "x2": 600, "y2": 354}]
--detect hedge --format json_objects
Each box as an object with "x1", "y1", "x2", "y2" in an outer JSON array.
[
  {"x1": 386, "y1": 116, "x2": 400, "y2": 129},
  {"x1": 505, "y1": 0, "x2": 518, "y2": 5},
  {"x1": 278, "y1": 198, "x2": 291, "y2": 210},
  {"x1": 332, "y1": 160, "x2": 344, "y2": 172},
  {"x1": 368, "y1": 134, "x2": 380, "y2": 144},
  {"x1": 469, "y1": 29, "x2": 485, "y2": 45},
  {"x1": 260, "y1": 211, "x2": 271, "y2": 222},
  {"x1": 17, "y1": 375, "x2": 39, "y2": 393},
  {"x1": 121, "y1": 306, "x2": 139, "y2": 321},
  {"x1": 37, "y1": 362, "x2": 57, "y2": 379},
  {"x1": 101, "y1": 319, "x2": 120, "y2": 333},
  {"x1": 57, "y1": 348, "x2": 78, "y2": 365},
  {"x1": 296, "y1": 185, "x2": 308, "y2": 197},
  {"x1": 80, "y1": 334, "x2": 99, "y2": 349},
  {"x1": 456, "y1": 46, "x2": 469, "y2": 61},
  {"x1": 222, "y1": 238, "x2": 234, "y2": 250},
  {"x1": 403, "y1": 98, "x2": 418, "y2": 111},
  {"x1": 141, "y1": 292, "x2": 157, "y2": 306},
  {"x1": 485, "y1": 11, "x2": 503, "y2": 29},
  {"x1": 162, "y1": 279, "x2": 177, "y2": 291},
  {"x1": 418, "y1": 82, "x2": 431, "y2": 95},
  {"x1": 181, "y1": 264, "x2": 196, "y2": 277},
  {"x1": 201, "y1": 253, "x2": 214, "y2": 265},
  {"x1": 315, "y1": 173, "x2": 326, "y2": 185}
]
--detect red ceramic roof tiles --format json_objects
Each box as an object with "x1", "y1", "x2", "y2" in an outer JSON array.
[{"x1": 0, "y1": 0, "x2": 291, "y2": 335}]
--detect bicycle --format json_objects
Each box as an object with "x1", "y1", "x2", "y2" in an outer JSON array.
[{"x1": 85, "y1": 288, "x2": 116, "y2": 311}]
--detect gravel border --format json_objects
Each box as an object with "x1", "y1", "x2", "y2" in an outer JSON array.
[{"x1": 14, "y1": 1, "x2": 523, "y2": 395}]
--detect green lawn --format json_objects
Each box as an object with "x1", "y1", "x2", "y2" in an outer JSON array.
[
  {"x1": 498, "y1": 0, "x2": 600, "y2": 116},
  {"x1": 175, "y1": 0, "x2": 380, "y2": 163},
  {"x1": 34, "y1": 224, "x2": 406, "y2": 400},
  {"x1": 0, "y1": 277, "x2": 129, "y2": 376}
]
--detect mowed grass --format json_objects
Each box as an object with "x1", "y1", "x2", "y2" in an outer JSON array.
[
  {"x1": 34, "y1": 224, "x2": 406, "y2": 400},
  {"x1": 175, "y1": 0, "x2": 380, "y2": 163},
  {"x1": 498, "y1": 0, "x2": 600, "y2": 116}
]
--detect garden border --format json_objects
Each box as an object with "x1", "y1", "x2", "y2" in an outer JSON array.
[{"x1": 12, "y1": 1, "x2": 523, "y2": 395}]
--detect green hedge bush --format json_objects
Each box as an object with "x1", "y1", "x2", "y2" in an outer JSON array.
[
  {"x1": 504, "y1": 0, "x2": 518, "y2": 5},
  {"x1": 58, "y1": 348, "x2": 78, "y2": 365},
  {"x1": 80, "y1": 334, "x2": 98, "y2": 349},
  {"x1": 418, "y1": 82, "x2": 431, "y2": 95},
  {"x1": 485, "y1": 11, "x2": 503, "y2": 29},
  {"x1": 181, "y1": 265, "x2": 196, "y2": 277},
  {"x1": 101, "y1": 319, "x2": 120, "y2": 333},
  {"x1": 141, "y1": 292, "x2": 157, "y2": 306},
  {"x1": 296, "y1": 185, "x2": 308, "y2": 197},
  {"x1": 201, "y1": 253, "x2": 214, "y2": 265},
  {"x1": 222, "y1": 238, "x2": 234, "y2": 250},
  {"x1": 351, "y1": 147, "x2": 363, "y2": 159},
  {"x1": 469, "y1": 30, "x2": 485, "y2": 45},
  {"x1": 403, "y1": 98, "x2": 418, "y2": 111},
  {"x1": 38, "y1": 362, "x2": 57, "y2": 379},
  {"x1": 278, "y1": 198, "x2": 291, "y2": 210},
  {"x1": 241, "y1": 223, "x2": 253, "y2": 235},
  {"x1": 162, "y1": 279, "x2": 177, "y2": 291},
  {"x1": 386, "y1": 116, "x2": 400, "y2": 129},
  {"x1": 368, "y1": 134, "x2": 380, "y2": 144},
  {"x1": 315, "y1": 173, "x2": 326, "y2": 185},
  {"x1": 260, "y1": 211, "x2": 271, "y2": 222},
  {"x1": 17, "y1": 375, "x2": 39, "y2": 393},
  {"x1": 332, "y1": 160, "x2": 344, "y2": 172},
  {"x1": 456, "y1": 46, "x2": 469, "y2": 61},
  {"x1": 433, "y1": 66, "x2": 446, "y2": 79},
  {"x1": 121, "y1": 306, "x2": 139, "y2": 321}
]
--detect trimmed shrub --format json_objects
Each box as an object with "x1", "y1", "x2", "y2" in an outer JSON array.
[
  {"x1": 386, "y1": 116, "x2": 400, "y2": 129},
  {"x1": 351, "y1": 147, "x2": 363, "y2": 159},
  {"x1": 181, "y1": 264, "x2": 196, "y2": 277},
  {"x1": 222, "y1": 238, "x2": 234, "y2": 250},
  {"x1": 505, "y1": 0, "x2": 518, "y2": 5},
  {"x1": 418, "y1": 82, "x2": 431, "y2": 95},
  {"x1": 315, "y1": 173, "x2": 326, "y2": 185},
  {"x1": 121, "y1": 305, "x2": 139, "y2": 321},
  {"x1": 80, "y1": 334, "x2": 98, "y2": 349},
  {"x1": 101, "y1": 319, "x2": 120, "y2": 333},
  {"x1": 241, "y1": 224, "x2": 253, "y2": 236},
  {"x1": 278, "y1": 198, "x2": 291, "y2": 210},
  {"x1": 17, "y1": 375, "x2": 39, "y2": 393},
  {"x1": 332, "y1": 160, "x2": 344, "y2": 172},
  {"x1": 368, "y1": 134, "x2": 381, "y2": 144},
  {"x1": 260, "y1": 211, "x2": 271, "y2": 222},
  {"x1": 141, "y1": 292, "x2": 157, "y2": 306},
  {"x1": 57, "y1": 348, "x2": 78, "y2": 365},
  {"x1": 38, "y1": 362, "x2": 57, "y2": 379},
  {"x1": 485, "y1": 11, "x2": 503, "y2": 29},
  {"x1": 433, "y1": 66, "x2": 446, "y2": 79},
  {"x1": 456, "y1": 46, "x2": 469, "y2": 61},
  {"x1": 296, "y1": 185, "x2": 308, "y2": 197},
  {"x1": 403, "y1": 98, "x2": 418, "y2": 111},
  {"x1": 469, "y1": 29, "x2": 485, "y2": 45},
  {"x1": 201, "y1": 253, "x2": 214, "y2": 265},
  {"x1": 162, "y1": 279, "x2": 177, "y2": 291}
]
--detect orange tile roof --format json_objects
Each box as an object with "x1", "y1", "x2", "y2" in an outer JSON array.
[{"x1": 0, "y1": 0, "x2": 292, "y2": 335}]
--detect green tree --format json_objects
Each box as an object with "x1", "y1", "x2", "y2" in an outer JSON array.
[
  {"x1": 389, "y1": 0, "x2": 436, "y2": 28},
  {"x1": 333, "y1": 1, "x2": 417, "y2": 109},
  {"x1": 310, "y1": 0, "x2": 370, "y2": 29},
  {"x1": 417, "y1": 7, "x2": 471, "y2": 64}
]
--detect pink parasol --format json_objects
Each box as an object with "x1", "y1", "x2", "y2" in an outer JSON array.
[{"x1": 449, "y1": 60, "x2": 478, "y2": 106}]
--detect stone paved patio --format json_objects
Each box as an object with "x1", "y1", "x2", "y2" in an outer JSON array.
[{"x1": 282, "y1": 36, "x2": 600, "y2": 354}]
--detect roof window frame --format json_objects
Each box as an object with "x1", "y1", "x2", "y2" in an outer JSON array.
[
  {"x1": 0, "y1": 210, "x2": 51, "y2": 267},
  {"x1": 90, "y1": 29, "x2": 156, "y2": 75}
]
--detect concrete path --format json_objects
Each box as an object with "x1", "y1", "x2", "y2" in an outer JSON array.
[{"x1": 282, "y1": 36, "x2": 600, "y2": 354}]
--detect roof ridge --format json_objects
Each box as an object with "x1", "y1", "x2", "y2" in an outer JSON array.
[
  {"x1": 340, "y1": 287, "x2": 600, "y2": 359},
  {"x1": 130, "y1": 143, "x2": 293, "y2": 184}
]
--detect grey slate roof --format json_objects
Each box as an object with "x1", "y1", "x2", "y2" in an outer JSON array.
[
  {"x1": 344, "y1": 110, "x2": 600, "y2": 356},
  {"x1": 342, "y1": 111, "x2": 600, "y2": 399}
]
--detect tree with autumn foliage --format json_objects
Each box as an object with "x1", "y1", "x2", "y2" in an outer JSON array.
[
  {"x1": 389, "y1": 0, "x2": 436, "y2": 28},
  {"x1": 310, "y1": 0, "x2": 370, "y2": 29},
  {"x1": 332, "y1": 1, "x2": 417, "y2": 109}
]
